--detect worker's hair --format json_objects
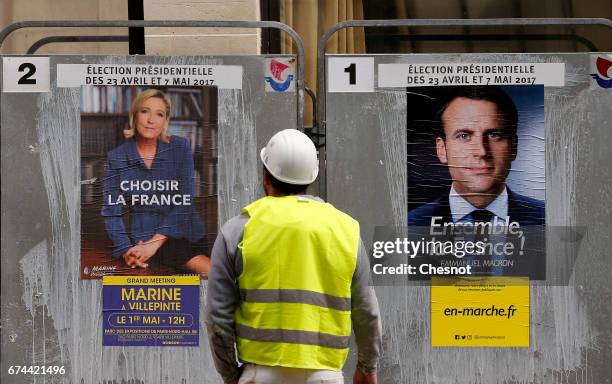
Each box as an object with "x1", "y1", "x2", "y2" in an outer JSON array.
[
  {"x1": 435, "y1": 86, "x2": 518, "y2": 140},
  {"x1": 124, "y1": 89, "x2": 172, "y2": 143},
  {"x1": 263, "y1": 167, "x2": 309, "y2": 195}
]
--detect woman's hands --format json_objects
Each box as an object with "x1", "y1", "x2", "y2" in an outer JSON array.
[
  {"x1": 122, "y1": 234, "x2": 168, "y2": 268},
  {"x1": 122, "y1": 249, "x2": 146, "y2": 268}
]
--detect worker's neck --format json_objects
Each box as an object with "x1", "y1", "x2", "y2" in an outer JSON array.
[
  {"x1": 264, "y1": 184, "x2": 286, "y2": 197},
  {"x1": 266, "y1": 191, "x2": 289, "y2": 197}
]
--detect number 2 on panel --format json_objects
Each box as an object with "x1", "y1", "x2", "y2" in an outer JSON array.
[{"x1": 17, "y1": 62, "x2": 37, "y2": 85}]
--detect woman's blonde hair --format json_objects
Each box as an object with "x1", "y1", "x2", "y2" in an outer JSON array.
[{"x1": 124, "y1": 89, "x2": 172, "y2": 143}]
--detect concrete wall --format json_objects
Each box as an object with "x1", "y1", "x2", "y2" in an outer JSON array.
[
  {"x1": 143, "y1": 0, "x2": 260, "y2": 55},
  {"x1": 0, "y1": 0, "x2": 128, "y2": 54}
]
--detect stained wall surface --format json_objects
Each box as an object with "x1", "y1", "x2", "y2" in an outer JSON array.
[{"x1": 1, "y1": 54, "x2": 296, "y2": 384}]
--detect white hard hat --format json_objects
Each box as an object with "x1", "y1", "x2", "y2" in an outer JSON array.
[{"x1": 260, "y1": 129, "x2": 319, "y2": 185}]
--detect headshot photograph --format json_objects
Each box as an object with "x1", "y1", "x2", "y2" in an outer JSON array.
[
  {"x1": 407, "y1": 85, "x2": 545, "y2": 228},
  {"x1": 80, "y1": 85, "x2": 219, "y2": 278}
]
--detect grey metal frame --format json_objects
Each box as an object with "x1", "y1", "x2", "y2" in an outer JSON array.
[
  {"x1": 316, "y1": 18, "x2": 612, "y2": 134},
  {"x1": 0, "y1": 20, "x2": 306, "y2": 130},
  {"x1": 26, "y1": 35, "x2": 130, "y2": 54},
  {"x1": 364, "y1": 33, "x2": 600, "y2": 51},
  {"x1": 27, "y1": 33, "x2": 601, "y2": 56}
]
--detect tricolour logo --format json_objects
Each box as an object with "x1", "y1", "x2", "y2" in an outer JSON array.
[
  {"x1": 264, "y1": 58, "x2": 295, "y2": 92},
  {"x1": 591, "y1": 56, "x2": 612, "y2": 89}
]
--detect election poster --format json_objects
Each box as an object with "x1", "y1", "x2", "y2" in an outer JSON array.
[
  {"x1": 402, "y1": 82, "x2": 542, "y2": 347},
  {"x1": 406, "y1": 84, "x2": 546, "y2": 279},
  {"x1": 102, "y1": 276, "x2": 200, "y2": 346},
  {"x1": 80, "y1": 84, "x2": 219, "y2": 278}
]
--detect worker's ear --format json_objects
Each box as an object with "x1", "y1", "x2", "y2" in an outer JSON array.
[{"x1": 262, "y1": 168, "x2": 272, "y2": 196}]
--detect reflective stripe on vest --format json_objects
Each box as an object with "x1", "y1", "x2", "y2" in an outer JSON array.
[{"x1": 236, "y1": 196, "x2": 359, "y2": 370}]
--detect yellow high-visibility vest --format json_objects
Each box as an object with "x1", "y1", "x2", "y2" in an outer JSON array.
[{"x1": 236, "y1": 195, "x2": 360, "y2": 370}]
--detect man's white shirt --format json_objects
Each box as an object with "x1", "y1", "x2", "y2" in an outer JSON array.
[
  {"x1": 449, "y1": 185, "x2": 508, "y2": 224},
  {"x1": 448, "y1": 185, "x2": 508, "y2": 275}
]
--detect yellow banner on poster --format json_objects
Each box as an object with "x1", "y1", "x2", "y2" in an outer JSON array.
[
  {"x1": 431, "y1": 277, "x2": 529, "y2": 347},
  {"x1": 103, "y1": 276, "x2": 200, "y2": 286}
]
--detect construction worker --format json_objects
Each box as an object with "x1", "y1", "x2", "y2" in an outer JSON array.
[{"x1": 205, "y1": 129, "x2": 382, "y2": 384}]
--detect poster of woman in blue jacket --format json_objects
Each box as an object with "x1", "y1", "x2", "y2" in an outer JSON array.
[{"x1": 80, "y1": 86, "x2": 218, "y2": 278}]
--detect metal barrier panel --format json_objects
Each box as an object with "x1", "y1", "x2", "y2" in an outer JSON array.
[
  {"x1": 325, "y1": 53, "x2": 611, "y2": 383},
  {"x1": 1, "y1": 54, "x2": 296, "y2": 383}
]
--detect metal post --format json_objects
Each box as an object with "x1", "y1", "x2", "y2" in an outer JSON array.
[
  {"x1": 363, "y1": 33, "x2": 599, "y2": 52},
  {"x1": 26, "y1": 35, "x2": 130, "y2": 54}
]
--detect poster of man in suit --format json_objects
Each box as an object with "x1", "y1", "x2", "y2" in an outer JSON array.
[{"x1": 407, "y1": 85, "x2": 545, "y2": 278}]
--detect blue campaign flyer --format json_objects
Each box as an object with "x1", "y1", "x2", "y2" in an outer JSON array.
[{"x1": 102, "y1": 276, "x2": 200, "y2": 346}]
